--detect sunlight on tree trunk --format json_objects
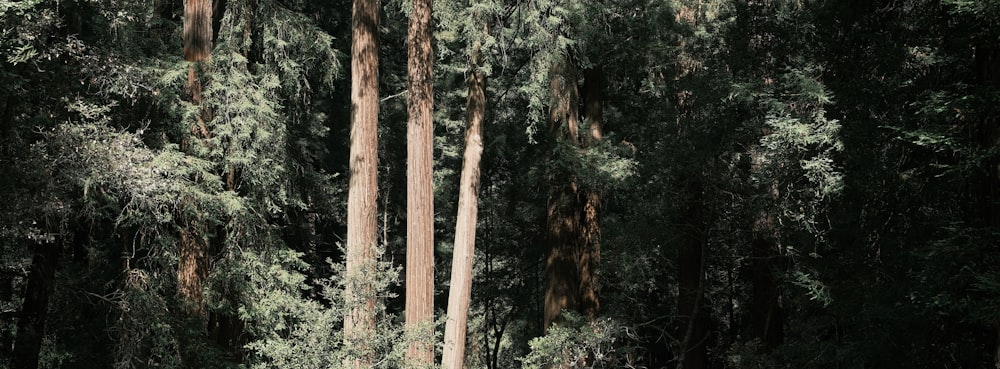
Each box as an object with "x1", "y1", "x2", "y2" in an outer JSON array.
[
  {"x1": 344, "y1": 0, "x2": 380, "y2": 365},
  {"x1": 441, "y1": 35, "x2": 487, "y2": 369}
]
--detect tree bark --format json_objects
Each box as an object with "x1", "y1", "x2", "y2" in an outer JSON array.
[
  {"x1": 405, "y1": 0, "x2": 435, "y2": 363},
  {"x1": 441, "y1": 38, "x2": 487, "y2": 369},
  {"x1": 11, "y1": 242, "x2": 59, "y2": 369},
  {"x1": 183, "y1": 0, "x2": 213, "y2": 61},
  {"x1": 344, "y1": 0, "x2": 380, "y2": 365},
  {"x1": 974, "y1": 41, "x2": 1000, "y2": 369}
]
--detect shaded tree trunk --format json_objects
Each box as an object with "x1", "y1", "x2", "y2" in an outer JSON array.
[
  {"x1": 747, "y1": 218, "x2": 783, "y2": 349},
  {"x1": 11, "y1": 242, "x2": 59, "y2": 369},
  {"x1": 544, "y1": 58, "x2": 582, "y2": 331},
  {"x1": 974, "y1": 41, "x2": 1000, "y2": 369},
  {"x1": 344, "y1": 0, "x2": 380, "y2": 365},
  {"x1": 405, "y1": 0, "x2": 435, "y2": 362},
  {"x1": 441, "y1": 37, "x2": 487, "y2": 369},
  {"x1": 677, "y1": 179, "x2": 707, "y2": 369},
  {"x1": 578, "y1": 67, "x2": 603, "y2": 321}
]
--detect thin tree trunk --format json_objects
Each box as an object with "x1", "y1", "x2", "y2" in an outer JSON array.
[
  {"x1": 183, "y1": 0, "x2": 213, "y2": 61},
  {"x1": 11, "y1": 242, "x2": 59, "y2": 369},
  {"x1": 344, "y1": 0, "x2": 380, "y2": 365},
  {"x1": 441, "y1": 37, "x2": 487, "y2": 369},
  {"x1": 405, "y1": 0, "x2": 435, "y2": 363}
]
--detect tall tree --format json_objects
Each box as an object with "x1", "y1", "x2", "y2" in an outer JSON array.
[
  {"x1": 345, "y1": 0, "x2": 381, "y2": 365},
  {"x1": 405, "y1": 0, "x2": 435, "y2": 363},
  {"x1": 441, "y1": 25, "x2": 487, "y2": 369}
]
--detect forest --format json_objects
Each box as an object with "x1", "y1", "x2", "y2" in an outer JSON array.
[{"x1": 2, "y1": 0, "x2": 1000, "y2": 368}]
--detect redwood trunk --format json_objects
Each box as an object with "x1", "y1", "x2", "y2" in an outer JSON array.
[
  {"x1": 578, "y1": 67, "x2": 603, "y2": 321},
  {"x1": 11, "y1": 242, "x2": 59, "y2": 369},
  {"x1": 344, "y1": 0, "x2": 380, "y2": 365},
  {"x1": 183, "y1": 0, "x2": 213, "y2": 61},
  {"x1": 441, "y1": 41, "x2": 487, "y2": 369},
  {"x1": 405, "y1": 0, "x2": 435, "y2": 363}
]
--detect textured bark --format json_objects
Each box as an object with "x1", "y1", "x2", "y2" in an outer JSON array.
[
  {"x1": 177, "y1": 228, "x2": 208, "y2": 320},
  {"x1": 11, "y1": 242, "x2": 59, "y2": 369},
  {"x1": 344, "y1": 0, "x2": 380, "y2": 365},
  {"x1": 441, "y1": 40, "x2": 487, "y2": 369},
  {"x1": 405, "y1": 0, "x2": 435, "y2": 363},
  {"x1": 677, "y1": 179, "x2": 707, "y2": 369},
  {"x1": 183, "y1": 0, "x2": 213, "y2": 61}
]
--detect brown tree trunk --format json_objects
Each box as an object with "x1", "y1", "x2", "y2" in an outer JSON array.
[
  {"x1": 405, "y1": 0, "x2": 435, "y2": 363},
  {"x1": 344, "y1": 0, "x2": 380, "y2": 365},
  {"x1": 11, "y1": 242, "x2": 59, "y2": 369},
  {"x1": 177, "y1": 228, "x2": 209, "y2": 320},
  {"x1": 677, "y1": 179, "x2": 707, "y2": 369},
  {"x1": 183, "y1": 0, "x2": 213, "y2": 61},
  {"x1": 441, "y1": 38, "x2": 487, "y2": 369}
]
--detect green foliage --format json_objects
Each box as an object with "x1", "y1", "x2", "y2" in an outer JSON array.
[{"x1": 520, "y1": 313, "x2": 620, "y2": 369}]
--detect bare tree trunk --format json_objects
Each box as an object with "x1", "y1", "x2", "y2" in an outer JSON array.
[
  {"x1": 974, "y1": 41, "x2": 1000, "y2": 369},
  {"x1": 405, "y1": 0, "x2": 435, "y2": 363},
  {"x1": 441, "y1": 37, "x2": 487, "y2": 369},
  {"x1": 11, "y1": 242, "x2": 59, "y2": 369},
  {"x1": 183, "y1": 0, "x2": 213, "y2": 61},
  {"x1": 344, "y1": 0, "x2": 380, "y2": 365}
]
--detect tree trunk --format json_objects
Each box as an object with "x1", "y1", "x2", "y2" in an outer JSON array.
[
  {"x1": 544, "y1": 57, "x2": 582, "y2": 331},
  {"x1": 677, "y1": 179, "x2": 707, "y2": 369},
  {"x1": 405, "y1": 0, "x2": 435, "y2": 363},
  {"x1": 183, "y1": 0, "x2": 213, "y2": 61},
  {"x1": 177, "y1": 228, "x2": 209, "y2": 320},
  {"x1": 344, "y1": 0, "x2": 380, "y2": 365},
  {"x1": 974, "y1": 41, "x2": 1000, "y2": 369},
  {"x1": 441, "y1": 38, "x2": 487, "y2": 369},
  {"x1": 578, "y1": 67, "x2": 603, "y2": 321},
  {"x1": 747, "y1": 223, "x2": 783, "y2": 349},
  {"x1": 11, "y1": 242, "x2": 59, "y2": 369}
]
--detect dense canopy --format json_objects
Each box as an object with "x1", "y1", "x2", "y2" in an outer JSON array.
[{"x1": 2, "y1": 0, "x2": 1000, "y2": 368}]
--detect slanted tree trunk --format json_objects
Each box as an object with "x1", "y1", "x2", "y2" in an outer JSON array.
[
  {"x1": 344, "y1": 0, "x2": 380, "y2": 365},
  {"x1": 183, "y1": 0, "x2": 213, "y2": 61},
  {"x1": 441, "y1": 35, "x2": 487, "y2": 369},
  {"x1": 11, "y1": 241, "x2": 59, "y2": 369},
  {"x1": 405, "y1": 0, "x2": 435, "y2": 362}
]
